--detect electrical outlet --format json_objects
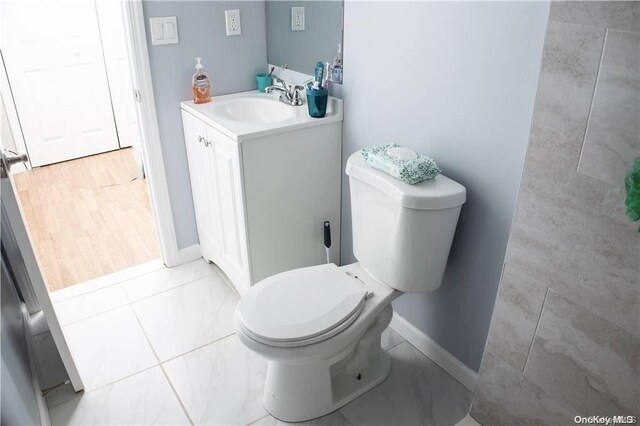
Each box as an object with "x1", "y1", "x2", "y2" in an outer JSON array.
[
  {"x1": 291, "y1": 7, "x2": 305, "y2": 31},
  {"x1": 225, "y1": 9, "x2": 241, "y2": 36}
]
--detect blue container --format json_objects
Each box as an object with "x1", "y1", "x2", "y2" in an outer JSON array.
[
  {"x1": 256, "y1": 74, "x2": 272, "y2": 92},
  {"x1": 306, "y1": 88, "x2": 328, "y2": 118}
]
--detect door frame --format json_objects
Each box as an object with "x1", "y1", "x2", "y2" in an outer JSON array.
[
  {"x1": 0, "y1": 51, "x2": 30, "y2": 172},
  {"x1": 0, "y1": 1, "x2": 195, "y2": 268},
  {"x1": 121, "y1": 0, "x2": 186, "y2": 267}
]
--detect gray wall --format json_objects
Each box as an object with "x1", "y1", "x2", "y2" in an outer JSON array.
[
  {"x1": 341, "y1": 1, "x2": 550, "y2": 371},
  {"x1": 1, "y1": 260, "x2": 41, "y2": 426},
  {"x1": 143, "y1": 1, "x2": 267, "y2": 248},
  {"x1": 471, "y1": 2, "x2": 640, "y2": 423},
  {"x1": 266, "y1": 0, "x2": 342, "y2": 74}
]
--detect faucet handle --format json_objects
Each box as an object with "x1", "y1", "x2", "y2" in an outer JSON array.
[{"x1": 291, "y1": 85, "x2": 305, "y2": 104}]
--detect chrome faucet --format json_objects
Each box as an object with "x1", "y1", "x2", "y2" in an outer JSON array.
[{"x1": 265, "y1": 77, "x2": 304, "y2": 106}]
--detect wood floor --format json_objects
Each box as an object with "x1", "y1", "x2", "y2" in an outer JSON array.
[{"x1": 13, "y1": 148, "x2": 160, "y2": 291}]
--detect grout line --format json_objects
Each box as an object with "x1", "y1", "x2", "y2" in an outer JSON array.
[
  {"x1": 159, "y1": 364, "x2": 195, "y2": 426},
  {"x1": 576, "y1": 27, "x2": 608, "y2": 173},
  {"x1": 122, "y1": 268, "x2": 217, "y2": 305},
  {"x1": 522, "y1": 286, "x2": 551, "y2": 374},
  {"x1": 128, "y1": 295, "x2": 196, "y2": 425},
  {"x1": 159, "y1": 332, "x2": 237, "y2": 365},
  {"x1": 46, "y1": 364, "x2": 159, "y2": 410},
  {"x1": 247, "y1": 414, "x2": 271, "y2": 426},
  {"x1": 59, "y1": 299, "x2": 130, "y2": 328},
  {"x1": 49, "y1": 259, "x2": 165, "y2": 304},
  {"x1": 58, "y1": 267, "x2": 218, "y2": 328}
]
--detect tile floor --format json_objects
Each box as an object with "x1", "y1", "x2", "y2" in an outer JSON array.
[{"x1": 44, "y1": 259, "x2": 472, "y2": 425}]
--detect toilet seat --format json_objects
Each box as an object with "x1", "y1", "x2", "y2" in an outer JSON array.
[{"x1": 236, "y1": 264, "x2": 368, "y2": 348}]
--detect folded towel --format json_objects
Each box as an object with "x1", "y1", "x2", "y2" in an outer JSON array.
[{"x1": 361, "y1": 143, "x2": 440, "y2": 185}]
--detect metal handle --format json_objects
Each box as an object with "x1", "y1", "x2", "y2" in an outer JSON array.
[
  {"x1": 1, "y1": 150, "x2": 29, "y2": 177},
  {"x1": 3, "y1": 151, "x2": 29, "y2": 169},
  {"x1": 203, "y1": 139, "x2": 211, "y2": 147},
  {"x1": 197, "y1": 135, "x2": 204, "y2": 144}
]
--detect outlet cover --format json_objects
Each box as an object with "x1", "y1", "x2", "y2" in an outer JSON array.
[
  {"x1": 225, "y1": 9, "x2": 241, "y2": 36},
  {"x1": 291, "y1": 7, "x2": 305, "y2": 31}
]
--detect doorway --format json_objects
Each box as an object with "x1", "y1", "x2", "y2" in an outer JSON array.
[{"x1": 1, "y1": 0, "x2": 161, "y2": 291}]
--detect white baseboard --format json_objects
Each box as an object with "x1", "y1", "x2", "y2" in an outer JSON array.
[
  {"x1": 389, "y1": 312, "x2": 478, "y2": 392},
  {"x1": 174, "y1": 244, "x2": 202, "y2": 265}
]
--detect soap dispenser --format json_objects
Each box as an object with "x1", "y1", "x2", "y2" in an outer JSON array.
[{"x1": 192, "y1": 57, "x2": 211, "y2": 104}]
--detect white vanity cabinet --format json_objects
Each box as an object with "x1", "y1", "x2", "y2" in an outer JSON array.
[
  {"x1": 180, "y1": 92, "x2": 343, "y2": 295},
  {"x1": 181, "y1": 110, "x2": 250, "y2": 289}
]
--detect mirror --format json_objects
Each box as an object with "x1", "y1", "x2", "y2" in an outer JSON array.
[{"x1": 265, "y1": 1, "x2": 343, "y2": 83}]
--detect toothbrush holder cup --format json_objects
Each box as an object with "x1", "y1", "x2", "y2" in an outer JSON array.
[
  {"x1": 256, "y1": 74, "x2": 273, "y2": 92},
  {"x1": 306, "y1": 88, "x2": 328, "y2": 118}
]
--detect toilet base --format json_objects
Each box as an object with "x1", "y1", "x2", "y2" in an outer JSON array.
[{"x1": 263, "y1": 305, "x2": 393, "y2": 423}]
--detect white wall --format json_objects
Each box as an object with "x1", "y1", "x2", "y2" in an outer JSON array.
[
  {"x1": 341, "y1": 1, "x2": 550, "y2": 371},
  {"x1": 143, "y1": 1, "x2": 267, "y2": 248}
]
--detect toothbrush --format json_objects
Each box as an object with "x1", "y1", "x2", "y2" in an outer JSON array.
[
  {"x1": 314, "y1": 62, "x2": 324, "y2": 90},
  {"x1": 268, "y1": 66, "x2": 275, "y2": 76},
  {"x1": 322, "y1": 62, "x2": 331, "y2": 89}
]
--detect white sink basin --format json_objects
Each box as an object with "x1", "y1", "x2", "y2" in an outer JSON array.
[
  {"x1": 209, "y1": 97, "x2": 295, "y2": 124},
  {"x1": 182, "y1": 91, "x2": 343, "y2": 142}
]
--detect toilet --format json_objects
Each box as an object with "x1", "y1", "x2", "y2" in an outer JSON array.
[{"x1": 234, "y1": 150, "x2": 466, "y2": 422}]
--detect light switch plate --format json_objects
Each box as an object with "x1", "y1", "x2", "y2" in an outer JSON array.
[
  {"x1": 225, "y1": 9, "x2": 241, "y2": 36},
  {"x1": 291, "y1": 7, "x2": 305, "y2": 31},
  {"x1": 149, "y1": 17, "x2": 178, "y2": 45}
]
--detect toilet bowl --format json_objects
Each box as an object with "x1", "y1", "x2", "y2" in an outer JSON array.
[{"x1": 235, "y1": 150, "x2": 466, "y2": 422}]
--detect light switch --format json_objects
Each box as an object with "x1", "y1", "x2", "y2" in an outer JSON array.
[{"x1": 149, "y1": 17, "x2": 179, "y2": 45}]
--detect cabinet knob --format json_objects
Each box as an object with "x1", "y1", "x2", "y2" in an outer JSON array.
[
  {"x1": 197, "y1": 136, "x2": 204, "y2": 143},
  {"x1": 203, "y1": 139, "x2": 211, "y2": 147}
]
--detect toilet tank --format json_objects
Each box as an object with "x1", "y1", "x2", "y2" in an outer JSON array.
[{"x1": 345, "y1": 151, "x2": 466, "y2": 293}]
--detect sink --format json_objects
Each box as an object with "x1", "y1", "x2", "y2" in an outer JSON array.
[
  {"x1": 209, "y1": 97, "x2": 295, "y2": 124},
  {"x1": 182, "y1": 91, "x2": 343, "y2": 142}
]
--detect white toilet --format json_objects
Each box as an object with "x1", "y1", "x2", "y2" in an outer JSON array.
[{"x1": 234, "y1": 150, "x2": 466, "y2": 422}]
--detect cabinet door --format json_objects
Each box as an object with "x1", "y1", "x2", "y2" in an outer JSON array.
[
  {"x1": 207, "y1": 125, "x2": 250, "y2": 287},
  {"x1": 181, "y1": 111, "x2": 219, "y2": 261}
]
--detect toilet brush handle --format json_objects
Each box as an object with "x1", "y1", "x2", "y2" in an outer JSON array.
[
  {"x1": 324, "y1": 221, "x2": 331, "y2": 264},
  {"x1": 323, "y1": 221, "x2": 331, "y2": 249}
]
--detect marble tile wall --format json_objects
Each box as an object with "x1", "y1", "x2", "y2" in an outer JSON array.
[{"x1": 471, "y1": 2, "x2": 640, "y2": 424}]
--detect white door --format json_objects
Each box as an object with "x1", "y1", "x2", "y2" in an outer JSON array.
[
  {"x1": 95, "y1": 0, "x2": 139, "y2": 149},
  {"x1": 1, "y1": 0, "x2": 120, "y2": 167},
  {"x1": 0, "y1": 149, "x2": 84, "y2": 392}
]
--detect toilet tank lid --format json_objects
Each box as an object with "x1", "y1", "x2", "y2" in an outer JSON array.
[{"x1": 346, "y1": 151, "x2": 466, "y2": 210}]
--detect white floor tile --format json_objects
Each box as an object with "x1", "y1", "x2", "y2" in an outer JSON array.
[
  {"x1": 163, "y1": 334, "x2": 267, "y2": 426},
  {"x1": 63, "y1": 306, "x2": 157, "y2": 391},
  {"x1": 133, "y1": 273, "x2": 238, "y2": 362},
  {"x1": 250, "y1": 411, "x2": 352, "y2": 426},
  {"x1": 48, "y1": 367, "x2": 190, "y2": 426},
  {"x1": 456, "y1": 414, "x2": 481, "y2": 425},
  {"x1": 121, "y1": 259, "x2": 215, "y2": 302},
  {"x1": 381, "y1": 327, "x2": 405, "y2": 351},
  {"x1": 339, "y1": 342, "x2": 472, "y2": 426},
  {"x1": 50, "y1": 259, "x2": 164, "y2": 303},
  {"x1": 54, "y1": 284, "x2": 128, "y2": 325}
]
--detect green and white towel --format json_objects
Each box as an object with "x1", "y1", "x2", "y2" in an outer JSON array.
[{"x1": 361, "y1": 143, "x2": 440, "y2": 185}]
